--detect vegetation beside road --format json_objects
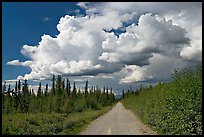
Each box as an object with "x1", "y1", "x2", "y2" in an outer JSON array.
[
  {"x1": 122, "y1": 65, "x2": 202, "y2": 135},
  {"x1": 2, "y1": 75, "x2": 116, "y2": 135},
  {"x1": 2, "y1": 105, "x2": 114, "y2": 135}
]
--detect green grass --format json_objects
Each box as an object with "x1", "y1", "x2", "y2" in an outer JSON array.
[
  {"x1": 2, "y1": 105, "x2": 115, "y2": 135},
  {"x1": 122, "y1": 66, "x2": 202, "y2": 135}
]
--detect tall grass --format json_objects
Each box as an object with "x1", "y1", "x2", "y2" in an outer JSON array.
[{"x1": 122, "y1": 65, "x2": 202, "y2": 135}]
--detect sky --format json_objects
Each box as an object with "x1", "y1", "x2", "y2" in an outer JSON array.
[{"x1": 2, "y1": 2, "x2": 202, "y2": 95}]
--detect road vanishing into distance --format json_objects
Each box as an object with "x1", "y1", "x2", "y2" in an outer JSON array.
[{"x1": 80, "y1": 102, "x2": 157, "y2": 135}]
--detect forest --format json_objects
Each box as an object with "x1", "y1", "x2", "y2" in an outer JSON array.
[{"x1": 2, "y1": 75, "x2": 116, "y2": 135}]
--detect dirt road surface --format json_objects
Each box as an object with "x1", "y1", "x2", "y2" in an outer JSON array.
[{"x1": 80, "y1": 102, "x2": 157, "y2": 135}]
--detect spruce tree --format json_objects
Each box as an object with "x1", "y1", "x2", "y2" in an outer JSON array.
[
  {"x1": 66, "y1": 78, "x2": 71, "y2": 96},
  {"x1": 31, "y1": 89, "x2": 34, "y2": 95},
  {"x1": 56, "y1": 75, "x2": 62, "y2": 94},
  {"x1": 122, "y1": 89, "x2": 125, "y2": 99},
  {"x1": 72, "y1": 81, "x2": 76, "y2": 96},
  {"x1": 45, "y1": 84, "x2": 48, "y2": 96},
  {"x1": 85, "y1": 80, "x2": 88, "y2": 94},
  {"x1": 22, "y1": 79, "x2": 29, "y2": 113},
  {"x1": 8, "y1": 84, "x2": 11, "y2": 96},
  {"x1": 62, "y1": 79, "x2": 65, "y2": 91},
  {"x1": 15, "y1": 81, "x2": 17, "y2": 92},
  {"x1": 52, "y1": 74, "x2": 55, "y2": 95},
  {"x1": 3, "y1": 82, "x2": 6, "y2": 93},
  {"x1": 37, "y1": 82, "x2": 42, "y2": 97},
  {"x1": 103, "y1": 86, "x2": 106, "y2": 93},
  {"x1": 78, "y1": 88, "x2": 81, "y2": 94},
  {"x1": 68, "y1": 79, "x2": 71, "y2": 95},
  {"x1": 22, "y1": 79, "x2": 28, "y2": 94},
  {"x1": 18, "y1": 80, "x2": 21, "y2": 93}
]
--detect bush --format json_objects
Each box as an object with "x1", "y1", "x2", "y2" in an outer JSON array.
[{"x1": 122, "y1": 65, "x2": 202, "y2": 135}]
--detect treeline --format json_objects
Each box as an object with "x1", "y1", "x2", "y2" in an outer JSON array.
[
  {"x1": 122, "y1": 65, "x2": 202, "y2": 135},
  {"x1": 2, "y1": 75, "x2": 115, "y2": 114}
]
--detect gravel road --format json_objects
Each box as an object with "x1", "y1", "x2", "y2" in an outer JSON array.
[{"x1": 80, "y1": 102, "x2": 157, "y2": 135}]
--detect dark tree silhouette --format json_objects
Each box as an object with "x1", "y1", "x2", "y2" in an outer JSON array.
[
  {"x1": 72, "y1": 81, "x2": 76, "y2": 96},
  {"x1": 22, "y1": 79, "x2": 28, "y2": 94},
  {"x1": 18, "y1": 80, "x2": 21, "y2": 93},
  {"x1": 45, "y1": 84, "x2": 48, "y2": 96},
  {"x1": 85, "y1": 80, "x2": 88, "y2": 94},
  {"x1": 37, "y1": 82, "x2": 42, "y2": 97},
  {"x1": 52, "y1": 74, "x2": 55, "y2": 95},
  {"x1": 15, "y1": 81, "x2": 17, "y2": 92}
]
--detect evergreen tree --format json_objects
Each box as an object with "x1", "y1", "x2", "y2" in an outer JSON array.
[
  {"x1": 68, "y1": 79, "x2": 71, "y2": 95},
  {"x1": 56, "y1": 75, "x2": 62, "y2": 94},
  {"x1": 37, "y1": 82, "x2": 42, "y2": 97},
  {"x1": 78, "y1": 88, "x2": 81, "y2": 94},
  {"x1": 21, "y1": 79, "x2": 29, "y2": 113},
  {"x1": 22, "y1": 79, "x2": 28, "y2": 94},
  {"x1": 8, "y1": 84, "x2": 11, "y2": 96},
  {"x1": 52, "y1": 74, "x2": 55, "y2": 95},
  {"x1": 122, "y1": 89, "x2": 125, "y2": 99},
  {"x1": 45, "y1": 84, "x2": 48, "y2": 96},
  {"x1": 62, "y1": 79, "x2": 65, "y2": 91},
  {"x1": 85, "y1": 80, "x2": 88, "y2": 94},
  {"x1": 72, "y1": 81, "x2": 76, "y2": 96},
  {"x1": 15, "y1": 81, "x2": 17, "y2": 92},
  {"x1": 2, "y1": 82, "x2": 6, "y2": 111},
  {"x1": 110, "y1": 88, "x2": 114, "y2": 102},
  {"x1": 18, "y1": 80, "x2": 21, "y2": 93},
  {"x1": 31, "y1": 89, "x2": 34, "y2": 95},
  {"x1": 106, "y1": 87, "x2": 109, "y2": 101},
  {"x1": 111, "y1": 88, "x2": 115, "y2": 102},
  {"x1": 91, "y1": 86, "x2": 94, "y2": 93},
  {"x1": 3, "y1": 82, "x2": 6, "y2": 93},
  {"x1": 66, "y1": 78, "x2": 71, "y2": 96}
]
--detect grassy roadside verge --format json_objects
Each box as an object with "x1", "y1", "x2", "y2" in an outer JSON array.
[
  {"x1": 2, "y1": 104, "x2": 115, "y2": 135},
  {"x1": 121, "y1": 66, "x2": 202, "y2": 135}
]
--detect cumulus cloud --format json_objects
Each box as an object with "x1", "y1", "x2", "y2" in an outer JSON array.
[
  {"x1": 7, "y1": 2, "x2": 201, "y2": 86},
  {"x1": 99, "y1": 13, "x2": 190, "y2": 66},
  {"x1": 119, "y1": 65, "x2": 154, "y2": 83},
  {"x1": 119, "y1": 53, "x2": 189, "y2": 84},
  {"x1": 8, "y1": 9, "x2": 135, "y2": 80},
  {"x1": 164, "y1": 6, "x2": 202, "y2": 62}
]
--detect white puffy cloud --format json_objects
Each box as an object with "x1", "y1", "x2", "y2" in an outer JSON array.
[
  {"x1": 99, "y1": 13, "x2": 190, "y2": 66},
  {"x1": 119, "y1": 53, "x2": 190, "y2": 84},
  {"x1": 7, "y1": 9, "x2": 136, "y2": 81},
  {"x1": 119, "y1": 65, "x2": 154, "y2": 84},
  {"x1": 7, "y1": 60, "x2": 21, "y2": 66},
  {"x1": 7, "y1": 60, "x2": 32, "y2": 66},
  {"x1": 7, "y1": 2, "x2": 201, "y2": 87},
  {"x1": 164, "y1": 7, "x2": 202, "y2": 62}
]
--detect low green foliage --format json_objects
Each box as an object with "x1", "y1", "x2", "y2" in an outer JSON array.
[
  {"x1": 122, "y1": 65, "x2": 202, "y2": 135},
  {"x1": 2, "y1": 105, "x2": 114, "y2": 135}
]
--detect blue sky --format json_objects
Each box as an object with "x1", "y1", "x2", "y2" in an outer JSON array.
[
  {"x1": 2, "y1": 2, "x2": 85, "y2": 87},
  {"x1": 2, "y1": 2, "x2": 80, "y2": 78},
  {"x1": 2, "y1": 2, "x2": 202, "y2": 94}
]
